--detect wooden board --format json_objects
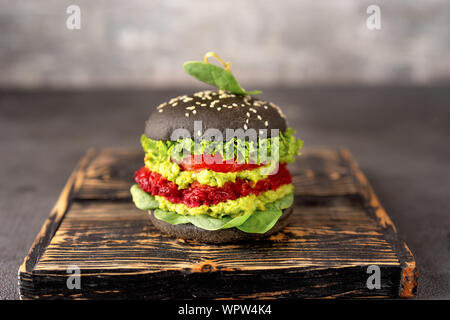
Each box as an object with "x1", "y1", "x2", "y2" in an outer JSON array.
[{"x1": 18, "y1": 148, "x2": 417, "y2": 299}]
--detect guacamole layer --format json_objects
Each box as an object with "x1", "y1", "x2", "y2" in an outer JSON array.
[
  {"x1": 144, "y1": 157, "x2": 277, "y2": 189},
  {"x1": 131, "y1": 182, "x2": 293, "y2": 218}
]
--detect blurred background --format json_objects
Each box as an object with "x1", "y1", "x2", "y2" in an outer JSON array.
[
  {"x1": 1, "y1": 0, "x2": 449, "y2": 89},
  {"x1": 1, "y1": 0, "x2": 449, "y2": 300}
]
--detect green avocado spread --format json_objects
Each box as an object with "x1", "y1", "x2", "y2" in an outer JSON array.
[
  {"x1": 144, "y1": 158, "x2": 279, "y2": 189},
  {"x1": 155, "y1": 183, "x2": 293, "y2": 218}
]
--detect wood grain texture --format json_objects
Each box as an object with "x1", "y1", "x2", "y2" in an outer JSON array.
[{"x1": 18, "y1": 148, "x2": 417, "y2": 299}]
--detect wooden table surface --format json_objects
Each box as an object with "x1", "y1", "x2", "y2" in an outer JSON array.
[{"x1": 1, "y1": 87, "x2": 449, "y2": 299}]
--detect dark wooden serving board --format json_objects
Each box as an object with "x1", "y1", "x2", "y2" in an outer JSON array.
[{"x1": 18, "y1": 148, "x2": 417, "y2": 299}]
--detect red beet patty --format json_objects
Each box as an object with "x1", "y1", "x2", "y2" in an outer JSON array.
[{"x1": 134, "y1": 164, "x2": 292, "y2": 208}]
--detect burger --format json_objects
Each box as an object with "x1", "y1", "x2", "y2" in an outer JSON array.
[{"x1": 130, "y1": 53, "x2": 303, "y2": 243}]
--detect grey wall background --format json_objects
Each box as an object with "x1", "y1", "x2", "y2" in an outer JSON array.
[{"x1": 1, "y1": 0, "x2": 449, "y2": 89}]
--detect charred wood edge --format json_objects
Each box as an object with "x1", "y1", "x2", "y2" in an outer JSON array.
[
  {"x1": 17, "y1": 148, "x2": 98, "y2": 300},
  {"x1": 18, "y1": 265, "x2": 400, "y2": 300},
  {"x1": 339, "y1": 148, "x2": 418, "y2": 298}
]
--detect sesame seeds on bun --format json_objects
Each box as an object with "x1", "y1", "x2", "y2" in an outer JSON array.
[{"x1": 145, "y1": 90, "x2": 287, "y2": 141}]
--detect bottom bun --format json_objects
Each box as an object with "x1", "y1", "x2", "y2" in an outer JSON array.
[{"x1": 148, "y1": 206, "x2": 294, "y2": 244}]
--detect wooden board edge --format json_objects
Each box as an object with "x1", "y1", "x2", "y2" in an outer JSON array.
[
  {"x1": 339, "y1": 148, "x2": 418, "y2": 298},
  {"x1": 339, "y1": 148, "x2": 397, "y2": 231},
  {"x1": 19, "y1": 265, "x2": 402, "y2": 299},
  {"x1": 399, "y1": 243, "x2": 418, "y2": 298},
  {"x1": 17, "y1": 148, "x2": 97, "y2": 299}
]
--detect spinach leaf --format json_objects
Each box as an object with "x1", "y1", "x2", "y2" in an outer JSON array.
[
  {"x1": 183, "y1": 61, "x2": 261, "y2": 96},
  {"x1": 187, "y1": 213, "x2": 251, "y2": 230},
  {"x1": 217, "y1": 213, "x2": 252, "y2": 229},
  {"x1": 154, "y1": 209, "x2": 190, "y2": 224},
  {"x1": 275, "y1": 192, "x2": 294, "y2": 210},
  {"x1": 236, "y1": 203, "x2": 283, "y2": 234},
  {"x1": 152, "y1": 210, "x2": 252, "y2": 231},
  {"x1": 130, "y1": 184, "x2": 159, "y2": 210}
]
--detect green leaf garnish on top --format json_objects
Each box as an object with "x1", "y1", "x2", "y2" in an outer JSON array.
[{"x1": 183, "y1": 52, "x2": 262, "y2": 96}]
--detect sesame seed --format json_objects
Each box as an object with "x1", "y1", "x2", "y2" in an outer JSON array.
[
  {"x1": 264, "y1": 121, "x2": 268, "y2": 127},
  {"x1": 270, "y1": 102, "x2": 286, "y2": 119},
  {"x1": 244, "y1": 124, "x2": 248, "y2": 130},
  {"x1": 186, "y1": 106, "x2": 195, "y2": 110},
  {"x1": 217, "y1": 107, "x2": 222, "y2": 111},
  {"x1": 157, "y1": 102, "x2": 167, "y2": 110},
  {"x1": 246, "y1": 112, "x2": 250, "y2": 117},
  {"x1": 264, "y1": 106, "x2": 268, "y2": 109},
  {"x1": 158, "y1": 109, "x2": 163, "y2": 113},
  {"x1": 172, "y1": 102, "x2": 178, "y2": 107},
  {"x1": 232, "y1": 103, "x2": 237, "y2": 107},
  {"x1": 201, "y1": 103, "x2": 206, "y2": 107},
  {"x1": 257, "y1": 115, "x2": 262, "y2": 120},
  {"x1": 192, "y1": 110, "x2": 197, "y2": 114},
  {"x1": 245, "y1": 118, "x2": 249, "y2": 124},
  {"x1": 185, "y1": 113, "x2": 189, "y2": 117}
]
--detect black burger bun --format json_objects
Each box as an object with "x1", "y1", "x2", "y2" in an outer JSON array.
[
  {"x1": 148, "y1": 206, "x2": 294, "y2": 244},
  {"x1": 145, "y1": 90, "x2": 287, "y2": 140}
]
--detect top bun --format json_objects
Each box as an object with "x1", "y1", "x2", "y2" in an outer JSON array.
[{"x1": 145, "y1": 90, "x2": 287, "y2": 140}]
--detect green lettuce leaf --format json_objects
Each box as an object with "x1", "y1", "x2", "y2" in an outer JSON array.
[
  {"x1": 141, "y1": 128, "x2": 303, "y2": 166},
  {"x1": 130, "y1": 184, "x2": 159, "y2": 210}
]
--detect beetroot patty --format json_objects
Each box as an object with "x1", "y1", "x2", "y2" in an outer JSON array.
[{"x1": 134, "y1": 164, "x2": 292, "y2": 208}]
